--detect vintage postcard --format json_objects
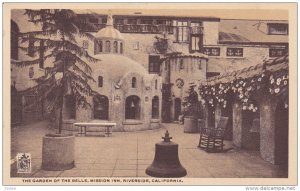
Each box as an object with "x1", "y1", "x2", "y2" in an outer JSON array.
[{"x1": 3, "y1": 2, "x2": 297, "y2": 186}]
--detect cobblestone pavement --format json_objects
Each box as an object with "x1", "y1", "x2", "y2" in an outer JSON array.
[{"x1": 10, "y1": 120, "x2": 288, "y2": 178}]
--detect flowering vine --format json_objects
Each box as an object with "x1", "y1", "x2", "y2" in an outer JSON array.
[{"x1": 199, "y1": 69, "x2": 288, "y2": 112}]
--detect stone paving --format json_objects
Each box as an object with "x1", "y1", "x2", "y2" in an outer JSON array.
[{"x1": 10, "y1": 120, "x2": 288, "y2": 178}]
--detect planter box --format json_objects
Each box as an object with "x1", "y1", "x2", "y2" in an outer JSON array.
[
  {"x1": 42, "y1": 134, "x2": 75, "y2": 171},
  {"x1": 184, "y1": 117, "x2": 198, "y2": 133}
]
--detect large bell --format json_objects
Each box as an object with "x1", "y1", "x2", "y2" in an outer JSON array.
[{"x1": 146, "y1": 130, "x2": 187, "y2": 177}]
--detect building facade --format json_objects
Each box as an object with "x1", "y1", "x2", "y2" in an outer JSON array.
[{"x1": 11, "y1": 10, "x2": 288, "y2": 133}]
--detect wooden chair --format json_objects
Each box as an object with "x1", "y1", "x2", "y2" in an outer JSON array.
[{"x1": 198, "y1": 117, "x2": 229, "y2": 152}]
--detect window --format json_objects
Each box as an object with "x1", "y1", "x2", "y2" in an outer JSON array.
[
  {"x1": 127, "y1": 18, "x2": 138, "y2": 25},
  {"x1": 155, "y1": 79, "x2": 158, "y2": 90},
  {"x1": 93, "y1": 95, "x2": 109, "y2": 120},
  {"x1": 132, "y1": 77, "x2": 137, "y2": 88},
  {"x1": 133, "y1": 42, "x2": 139, "y2": 50},
  {"x1": 28, "y1": 35, "x2": 35, "y2": 57},
  {"x1": 269, "y1": 48, "x2": 288, "y2": 57},
  {"x1": 190, "y1": 35, "x2": 203, "y2": 52},
  {"x1": 11, "y1": 20, "x2": 19, "y2": 60},
  {"x1": 226, "y1": 48, "x2": 243, "y2": 57},
  {"x1": 98, "y1": 76, "x2": 103, "y2": 87},
  {"x1": 268, "y1": 23, "x2": 288, "y2": 35},
  {"x1": 148, "y1": 55, "x2": 160, "y2": 73},
  {"x1": 39, "y1": 40, "x2": 45, "y2": 69},
  {"x1": 140, "y1": 19, "x2": 153, "y2": 25},
  {"x1": 29, "y1": 67, "x2": 34, "y2": 78},
  {"x1": 89, "y1": 18, "x2": 99, "y2": 24},
  {"x1": 175, "y1": 21, "x2": 189, "y2": 42},
  {"x1": 120, "y1": 42, "x2": 123, "y2": 54},
  {"x1": 82, "y1": 40, "x2": 89, "y2": 49},
  {"x1": 113, "y1": 41, "x2": 118, "y2": 53},
  {"x1": 94, "y1": 40, "x2": 103, "y2": 54},
  {"x1": 65, "y1": 95, "x2": 76, "y2": 119},
  {"x1": 152, "y1": 96, "x2": 159, "y2": 119},
  {"x1": 115, "y1": 18, "x2": 124, "y2": 25},
  {"x1": 198, "y1": 60, "x2": 202, "y2": 70},
  {"x1": 203, "y1": 47, "x2": 220, "y2": 56},
  {"x1": 180, "y1": 59, "x2": 184, "y2": 69},
  {"x1": 105, "y1": 40, "x2": 111, "y2": 53},
  {"x1": 125, "y1": 95, "x2": 141, "y2": 119}
]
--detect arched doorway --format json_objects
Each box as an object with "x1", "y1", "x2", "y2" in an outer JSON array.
[
  {"x1": 274, "y1": 99, "x2": 288, "y2": 166},
  {"x1": 152, "y1": 96, "x2": 159, "y2": 119},
  {"x1": 93, "y1": 95, "x2": 109, "y2": 120},
  {"x1": 174, "y1": 98, "x2": 181, "y2": 121},
  {"x1": 125, "y1": 95, "x2": 141, "y2": 119},
  {"x1": 241, "y1": 100, "x2": 260, "y2": 150},
  {"x1": 221, "y1": 99, "x2": 233, "y2": 140}
]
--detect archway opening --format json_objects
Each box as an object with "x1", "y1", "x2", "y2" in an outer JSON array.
[
  {"x1": 125, "y1": 95, "x2": 141, "y2": 120},
  {"x1": 241, "y1": 99, "x2": 260, "y2": 150},
  {"x1": 221, "y1": 99, "x2": 233, "y2": 140},
  {"x1": 93, "y1": 95, "x2": 109, "y2": 120},
  {"x1": 174, "y1": 98, "x2": 181, "y2": 121},
  {"x1": 65, "y1": 95, "x2": 76, "y2": 119},
  {"x1": 152, "y1": 96, "x2": 159, "y2": 119}
]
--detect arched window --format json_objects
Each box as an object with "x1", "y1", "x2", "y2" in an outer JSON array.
[
  {"x1": 94, "y1": 40, "x2": 103, "y2": 54},
  {"x1": 155, "y1": 79, "x2": 158, "y2": 90},
  {"x1": 93, "y1": 95, "x2": 109, "y2": 120},
  {"x1": 125, "y1": 95, "x2": 141, "y2": 119},
  {"x1": 152, "y1": 96, "x2": 159, "y2": 119},
  {"x1": 11, "y1": 20, "x2": 19, "y2": 60},
  {"x1": 105, "y1": 40, "x2": 111, "y2": 53},
  {"x1": 65, "y1": 95, "x2": 76, "y2": 119},
  {"x1": 132, "y1": 77, "x2": 137, "y2": 88},
  {"x1": 98, "y1": 76, "x2": 103, "y2": 87},
  {"x1": 113, "y1": 41, "x2": 118, "y2": 53},
  {"x1": 120, "y1": 42, "x2": 123, "y2": 54},
  {"x1": 180, "y1": 59, "x2": 184, "y2": 69}
]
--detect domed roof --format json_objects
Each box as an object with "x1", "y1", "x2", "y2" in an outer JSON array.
[
  {"x1": 95, "y1": 25, "x2": 124, "y2": 40},
  {"x1": 94, "y1": 14, "x2": 124, "y2": 40},
  {"x1": 93, "y1": 54, "x2": 148, "y2": 83}
]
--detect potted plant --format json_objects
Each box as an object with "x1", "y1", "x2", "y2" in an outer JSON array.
[
  {"x1": 14, "y1": 9, "x2": 99, "y2": 170},
  {"x1": 182, "y1": 85, "x2": 202, "y2": 133}
]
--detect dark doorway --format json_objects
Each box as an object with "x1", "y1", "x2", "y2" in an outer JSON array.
[
  {"x1": 93, "y1": 95, "x2": 109, "y2": 120},
  {"x1": 125, "y1": 95, "x2": 141, "y2": 120},
  {"x1": 275, "y1": 100, "x2": 288, "y2": 166},
  {"x1": 221, "y1": 100, "x2": 233, "y2": 140},
  {"x1": 207, "y1": 106, "x2": 215, "y2": 127},
  {"x1": 174, "y1": 98, "x2": 181, "y2": 121}
]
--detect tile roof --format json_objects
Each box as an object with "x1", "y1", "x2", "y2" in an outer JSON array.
[
  {"x1": 204, "y1": 54, "x2": 288, "y2": 85},
  {"x1": 219, "y1": 20, "x2": 288, "y2": 44}
]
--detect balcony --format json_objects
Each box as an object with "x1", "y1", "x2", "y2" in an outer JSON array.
[
  {"x1": 114, "y1": 24, "x2": 174, "y2": 34},
  {"x1": 190, "y1": 26, "x2": 204, "y2": 35}
]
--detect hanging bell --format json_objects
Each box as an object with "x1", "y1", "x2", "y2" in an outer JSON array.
[{"x1": 146, "y1": 130, "x2": 187, "y2": 178}]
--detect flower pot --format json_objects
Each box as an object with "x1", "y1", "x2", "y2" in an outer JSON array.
[
  {"x1": 183, "y1": 116, "x2": 198, "y2": 133},
  {"x1": 41, "y1": 133, "x2": 75, "y2": 171}
]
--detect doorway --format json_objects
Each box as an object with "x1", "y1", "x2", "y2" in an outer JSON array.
[{"x1": 174, "y1": 98, "x2": 181, "y2": 121}]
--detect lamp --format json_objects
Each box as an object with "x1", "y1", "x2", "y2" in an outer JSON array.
[{"x1": 96, "y1": 102, "x2": 104, "y2": 111}]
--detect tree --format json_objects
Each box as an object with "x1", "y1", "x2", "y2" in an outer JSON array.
[
  {"x1": 182, "y1": 85, "x2": 201, "y2": 118},
  {"x1": 13, "y1": 9, "x2": 99, "y2": 134}
]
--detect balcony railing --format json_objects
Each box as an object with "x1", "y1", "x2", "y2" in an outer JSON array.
[
  {"x1": 114, "y1": 24, "x2": 174, "y2": 34},
  {"x1": 190, "y1": 26, "x2": 204, "y2": 35}
]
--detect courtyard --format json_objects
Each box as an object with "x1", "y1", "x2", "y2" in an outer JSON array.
[{"x1": 10, "y1": 120, "x2": 288, "y2": 178}]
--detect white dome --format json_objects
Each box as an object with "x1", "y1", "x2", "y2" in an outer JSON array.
[
  {"x1": 95, "y1": 25, "x2": 124, "y2": 40},
  {"x1": 93, "y1": 54, "x2": 148, "y2": 83}
]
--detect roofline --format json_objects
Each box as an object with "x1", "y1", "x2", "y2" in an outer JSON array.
[
  {"x1": 113, "y1": 15, "x2": 220, "y2": 22},
  {"x1": 218, "y1": 41, "x2": 288, "y2": 46},
  {"x1": 220, "y1": 18, "x2": 288, "y2": 22}
]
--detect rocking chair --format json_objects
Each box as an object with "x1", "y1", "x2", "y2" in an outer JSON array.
[{"x1": 198, "y1": 117, "x2": 229, "y2": 152}]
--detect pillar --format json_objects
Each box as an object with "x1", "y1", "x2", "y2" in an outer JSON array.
[
  {"x1": 232, "y1": 102, "x2": 242, "y2": 147},
  {"x1": 260, "y1": 98, "x2": 276, "y2": 164}
]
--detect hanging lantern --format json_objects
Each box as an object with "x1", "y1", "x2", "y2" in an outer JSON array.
[{"x1": 131, "y1": 100, "x2": 135, "y2": 108}]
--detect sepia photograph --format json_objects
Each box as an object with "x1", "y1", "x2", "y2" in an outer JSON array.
[{"x1": 3, "y1": 2, "x2": 297, "y2": 186}]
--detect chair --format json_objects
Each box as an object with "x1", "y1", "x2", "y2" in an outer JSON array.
[{"x1": 198, "y1": 117, "x2": 229, "y2": 152}]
